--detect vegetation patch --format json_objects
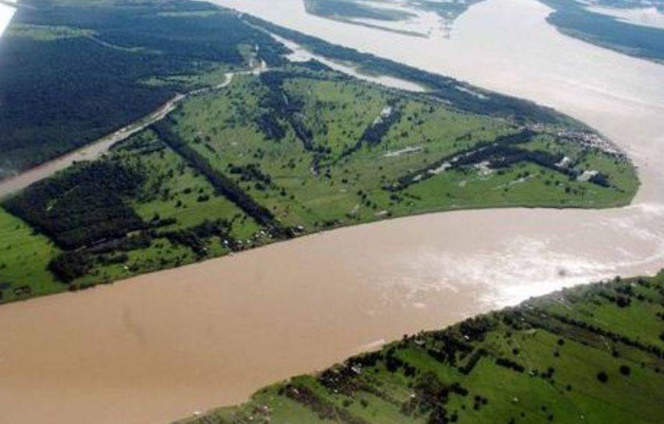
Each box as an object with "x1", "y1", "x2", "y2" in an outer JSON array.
[
  {"x1": 0, "y1": 58, "x2": 638, "y2": 300},
  {"x1": 3, "y1": 161, "x2": 146, "y2": 250},
  {"x1": 0, "y1": 208, "x2": 62, "y2": 301}
]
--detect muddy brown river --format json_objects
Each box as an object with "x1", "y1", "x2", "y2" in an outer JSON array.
[{"x1": 1, "y1": 0, "x2": 664, "y2": 422}]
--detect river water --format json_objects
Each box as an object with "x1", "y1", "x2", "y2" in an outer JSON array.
[{"x1": 1, "y1": 0, "x2": 664, "y2": 423}]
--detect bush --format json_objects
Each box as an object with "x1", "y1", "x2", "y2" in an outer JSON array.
[
  {"x1": 48, "y1": 252, "x2": 93, "y2": 283},
  {"x1": 597, "y1": 371, "x2": 609, "y2": 383}
]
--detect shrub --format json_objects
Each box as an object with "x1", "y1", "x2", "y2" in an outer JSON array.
[
  {"x1": 619, "y1": 365, "x2": 631, "y2": 376},
  {"x1": 597, "y1": 371, "x2": 609, "y2": 383}
]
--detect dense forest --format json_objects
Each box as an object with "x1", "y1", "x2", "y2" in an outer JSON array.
[
  {"x1": 3, "y1": 161, "x2": 146, "y2": 249},
  {"x1": 0, "y1": 0, "x2": 286, "y2": 177}
]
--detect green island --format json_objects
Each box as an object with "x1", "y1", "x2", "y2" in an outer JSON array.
[
  {"x1": 179, "y1": 271, "x2": 664, "y2": 424},
  {"x1": 305, "y1": 0, "x2": 416, "y2": 23},
  {"x1": 303, "y1": 0, "x2": 424, "y2": 37},
  {"x1": 541, "y1": 0, "x2": 664, "y2": 64},
  {"x1": 0, "y1": 0, "x2": 638, "y2": 303},
  {"x1": 303, "y1": 0, "x2": 485, "y2": 36}
]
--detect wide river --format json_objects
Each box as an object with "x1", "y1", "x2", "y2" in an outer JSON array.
[{"x1": 1, "y1": 0, "x2": 664, "y2": 423}]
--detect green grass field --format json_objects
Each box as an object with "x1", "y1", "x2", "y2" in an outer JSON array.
[
  {"x1": 181, "y1": 271, "x2": 664, "y2": 424},
  {"x1": 171, "y1": 66, "x2": 636, "y2": 232},
  {"x1": 0, "y1": 208, "x2": 62, "y2": 301},
  {"x1": 0, "y1": 59, "x2": 639, "y2": 302},
  {"x1": 76, "y1": 132, "x2": 263, "y2": 285}
]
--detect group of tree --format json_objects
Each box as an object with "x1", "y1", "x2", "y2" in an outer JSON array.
[{"x1": 0, "y1": 0, "x2": 288, "y2": 174}]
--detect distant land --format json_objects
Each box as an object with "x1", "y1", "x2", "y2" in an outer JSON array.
[
  {"x1": 180, "y1": 271, "x2": 664, "y2": 424},
  {"x1": 303, "y1": 0, "x2": 486, "y2": 36},
  {"x1": 302, "y1": 0, "x2": 664, "y2": 63},
  {"x1": 0, "y1": 0, "x2": 637, "y2": 304},
  {"x1": 542, "y1": 0, "x2": 664, "y2": 63}
]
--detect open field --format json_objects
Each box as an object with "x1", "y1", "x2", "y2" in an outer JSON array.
[
  {"x1": 0, "y1": 208, "x2": 62, "y2": 301},
  {"x1": 180, "y1": 271, "x2": 664, "y2": 424}
]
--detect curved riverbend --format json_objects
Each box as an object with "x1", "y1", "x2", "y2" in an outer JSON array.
[{"x1": 1, "y1": 0, "x2": 664, "y2": 423}]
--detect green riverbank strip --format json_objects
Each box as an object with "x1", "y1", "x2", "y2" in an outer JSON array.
[{"x1": 180, "y1": 271, "x2": 664, "y2": 424}]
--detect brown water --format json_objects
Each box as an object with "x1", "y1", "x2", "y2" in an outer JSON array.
[{"x1": 1, "y1": 0, "x2": 664, "y2": 422}]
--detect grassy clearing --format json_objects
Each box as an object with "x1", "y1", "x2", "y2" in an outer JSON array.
[
  {"x1": 170, "y1": 65, "x2": 636, "y2": 234},
  {"x1": 0, "y1": 207, "x2": 62, "y2": 302},
  {"x1": 7, "y1": 24, "x2": 95, "y2": 41},
  {"x1": 182, "y1": 271, "x2": 664, "y2": 424},
  {"x1": 113, "y1": 130, "x2": 260, "y2": 237}
]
